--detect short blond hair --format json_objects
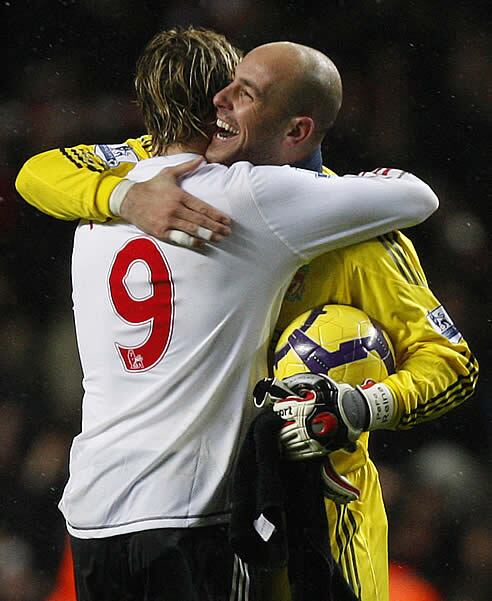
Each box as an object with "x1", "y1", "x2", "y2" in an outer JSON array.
[{"x1": 135, "y1": 27, "x2": 242, "y2": 155}]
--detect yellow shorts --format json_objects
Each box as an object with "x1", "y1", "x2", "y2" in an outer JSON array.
[{"x1": 263, "y1": 459, "x2": 388, "y2": 601}]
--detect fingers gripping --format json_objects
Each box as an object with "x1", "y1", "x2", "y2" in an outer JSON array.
[
  {"x1": 174, "y1": 204, "x2": 231, "y2": 238},
  {"x1": 321, "y1": 457, "x2": 360, "y2": 504},
  {"x1": 273, "y1": 388, "x2": 339, "y2": 461},
  {"x1": 254, "y1": 376, "x2": 360, "y2": 504}
]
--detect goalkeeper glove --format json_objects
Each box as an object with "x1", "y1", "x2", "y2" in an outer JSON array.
[
  {"x1": 321, "y1": 456, "x2": 360, "y2": 504},
  {"x1": 252, "y1": 377, "x2": 361, "y2": 504},
  {"x1": 253, "y1": 373, "x2": 395, "y2": 461},
  {"x1": 253, "y1": 375, "x2": 342, "y2": 459}
]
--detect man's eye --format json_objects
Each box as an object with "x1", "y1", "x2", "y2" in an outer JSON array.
[{"x1": 240, "y1": 89, "x2": 252, "y2": 99}]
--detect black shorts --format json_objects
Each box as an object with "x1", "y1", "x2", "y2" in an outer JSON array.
[{"x1": 70, "y1": 525, "x2": 262, "y2": 601}]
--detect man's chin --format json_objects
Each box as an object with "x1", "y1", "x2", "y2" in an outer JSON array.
[{"x1": 206, "y1": 139, "x2": 239, "y2": 166}]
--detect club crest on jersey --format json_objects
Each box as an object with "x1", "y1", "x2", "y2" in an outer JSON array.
[
  {"x1": 94, "y1": 144, "x2": 138, "y2": 168},
  {"x1": 427, "y1": 305, "x2": 462, "y2": 344}
]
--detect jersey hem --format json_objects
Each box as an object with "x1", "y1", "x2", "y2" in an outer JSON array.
[{"x1": 65, "y1": 511, "x2": 231, "y2": 539}]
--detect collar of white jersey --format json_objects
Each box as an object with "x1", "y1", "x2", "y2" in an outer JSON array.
[
  {"x1": 144, "y1": 152, "x2": 204, "y2": 166},
  {"x1": 127, "y1": 153, "x2": 205, "y2": 181}
]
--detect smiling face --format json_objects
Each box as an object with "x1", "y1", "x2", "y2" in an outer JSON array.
[
  {"x1": 206, "y1": 43, "x2": 342, "y2": 167},
  {"x1": 206, "y1": 45, "x2": 306, "y2": 166},
  {"x1": 135, "y1": 27, "x2": 241, "y2": 156}
]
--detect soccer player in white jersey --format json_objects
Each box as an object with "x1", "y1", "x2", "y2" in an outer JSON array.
[{"x1": 17, "y1": 28, "x2": 439, "y2": 601}]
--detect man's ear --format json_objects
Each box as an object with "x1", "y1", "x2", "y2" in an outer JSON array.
[{"x1": 284, "y1": 116, "x2": 315, "y2": 148}]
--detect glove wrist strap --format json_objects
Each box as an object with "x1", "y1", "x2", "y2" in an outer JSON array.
[{"x1": 357, "y1": 382, "x2": 395, "y2": 430}]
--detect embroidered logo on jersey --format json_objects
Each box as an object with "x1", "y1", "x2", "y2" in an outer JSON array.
[
  {"x1": 127, "y1": 349, "x2": 145, "y2": 370},
  {"x1": 427, "y1": 305, "x2": 462, "y2": 344},
  {"x1": 94, "y1": 144, "x2": 138, "y2": 168},
  {"x1": 292, "y1": 168, "x2": 330, "y2": 178},
  {"x1": 285, "y1": 264, "x2": 310, "y2": 301}
]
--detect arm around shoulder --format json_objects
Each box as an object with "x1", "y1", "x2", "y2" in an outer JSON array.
[
  {"x1": 355, "y1": 169, "x2": 439, "y2": 224},
  {"x1": 15, "y1": 144, "x2": 139, "y2": 221},
  {"x1": 250, "y1": 165, "x2": 439, "y2": 260}
]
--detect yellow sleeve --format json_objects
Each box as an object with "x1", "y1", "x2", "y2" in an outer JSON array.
[
  {"x1": 322, "y1": 165, "x2": 337, "y2": 176},
  {"x1": 15, "y1": 136, "x2": 152, "y2": 221},
  {"x1": 276, "y1": 231, "x2": 479, "y2": 430}
]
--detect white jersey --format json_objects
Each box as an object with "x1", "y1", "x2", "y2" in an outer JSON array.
[{"x1": 61, "y1": 154, "x2": 437, "y2": 538}]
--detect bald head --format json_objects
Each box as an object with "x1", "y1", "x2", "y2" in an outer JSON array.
[
  {"x1": 207, "y1": 40, "x2": 343, "y2": 166},
  {"x1": 247, "y1": 42, "x2": 343, "y2": 139}
]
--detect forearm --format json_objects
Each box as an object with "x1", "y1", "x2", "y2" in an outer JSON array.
[
  {"x1": 342, "y1": 237, "x2": 479, "y2": 430},
  {"x1": 275, "y1": 234, "x2": 478, "y2": 434},
  {"x1": 15, "y1": 148, "x2": 127, "y2": 221},
  {"x1": 256, "y1": 167, "x2": 439, "y2": 261},
  {"x1": 385, "y1": 343, "x2": 478, "y2": 429},
  {"x1": 15, "y1": 142, "x2": 231, "y2": 244}
]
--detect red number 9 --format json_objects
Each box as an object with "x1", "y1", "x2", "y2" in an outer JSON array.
[{"x1": 108, "y1": 237, "x2": 174, "y2": 372}]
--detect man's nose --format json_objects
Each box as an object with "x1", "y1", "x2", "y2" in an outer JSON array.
[{"x1": 213, "y1": 84, "x2": 233, "y2": 110}]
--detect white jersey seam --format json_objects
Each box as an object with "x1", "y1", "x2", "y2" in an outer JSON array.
[{"x1": 248, "y1": 172, "x2": 307, "y2": 261}]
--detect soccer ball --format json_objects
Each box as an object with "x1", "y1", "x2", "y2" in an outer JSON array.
[{"x1": 273, "y1": 304, "x2": 395, "y2": 386}]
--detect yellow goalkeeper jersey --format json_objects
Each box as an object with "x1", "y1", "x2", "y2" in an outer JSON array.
[
  {"x1": 275, "y1": 231, "x2": 479, "y2": 473},
  {"x1": 15, "y1": 136, "x2": 153, "y2": 221},
  {"x1": 15, "y1": 138, "x2": 479, "y2": 477}
]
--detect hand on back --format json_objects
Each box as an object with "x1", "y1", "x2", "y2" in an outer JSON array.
[{"x1": 120, "y1": 158, "x2": 232, "y2": 247}]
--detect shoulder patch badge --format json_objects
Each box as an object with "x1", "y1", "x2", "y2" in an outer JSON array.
[
  {"x1": 94, "y1": 144, "x2": 139, "y2": 168},
  {"x1": 427, "y1": 305, "x2": 462, "y2": 344}
]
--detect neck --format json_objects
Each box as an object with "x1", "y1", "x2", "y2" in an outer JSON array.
[
  {"x1": 155, "y1": 136, "x2": 209, "y2": 157},
  {"x1": 291, "y1": 145, "x2": 323, "y2": 172}
]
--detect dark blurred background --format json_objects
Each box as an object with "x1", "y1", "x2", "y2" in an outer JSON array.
[{"x1": 2, "y1": 1, "x2": 491, "y2": 599}]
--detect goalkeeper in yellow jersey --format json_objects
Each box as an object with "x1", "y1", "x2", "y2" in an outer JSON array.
[
  {"x1": 17, "y1": 133, "x2": 478, "y2": 601},
  {"x1": 262, "y1": 236, "x2": 478, "y2": 600},
  {"x1": 16, "y1": 57, "x2": 476, "y2": 601}
]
